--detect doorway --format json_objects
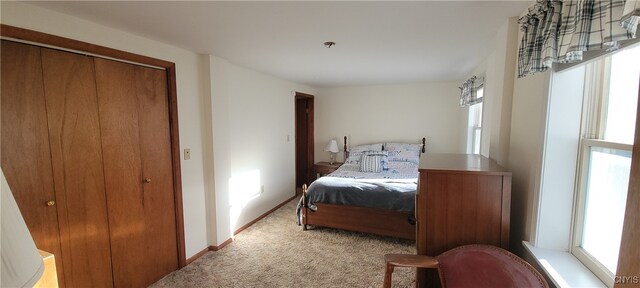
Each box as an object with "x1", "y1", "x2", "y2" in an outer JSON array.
[{"x1": 295, "y1": 92, "x2": 314, "y2": 195}]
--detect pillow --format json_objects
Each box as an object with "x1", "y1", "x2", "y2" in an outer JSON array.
[
  {"x1": 345, "y1": 151, "x2": 365, "y2": 164},
  {"x1": 384, "y1": 142, "x2": 422, "y2": 152},
  {"x1": 387, "y1": 150, "x2": 420, "y2": 164},
  {"x1": 350, "y1": 143, "x2": 383, "y2": 153},
  {"x1": 363, "y1": 150, "x2": 389, "y2": 170},
  {"x1": 360, "y1": 154, "x2": 383, "y2": 173},
  {"x1": 363, "y1": 150, "x2": 387, "y2": 156},
  {"x1": 345, "y1": 143, "x2": 383, "y2": 164}
]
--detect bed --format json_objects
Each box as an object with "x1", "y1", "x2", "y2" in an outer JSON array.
[{"x1": 297, "y1": 137, "x2": 425, "y2": 240}]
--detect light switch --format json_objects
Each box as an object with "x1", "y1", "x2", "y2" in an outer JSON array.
[{"x1": 184, "y1": 149, "x2": 191, "y2": 160}]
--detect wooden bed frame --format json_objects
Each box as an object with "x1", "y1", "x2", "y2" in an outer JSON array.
[{"x1": 300, "y1": 136, "x2": 426, "y2": 240}]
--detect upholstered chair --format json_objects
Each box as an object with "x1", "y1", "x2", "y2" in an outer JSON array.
[{"x1": 383, "y1": 244, "x2": 548, "y2": 288}]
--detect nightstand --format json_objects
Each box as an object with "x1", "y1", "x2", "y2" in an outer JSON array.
[{"x1": 314, "y1": 162, "x2": 342, "y2": 178}]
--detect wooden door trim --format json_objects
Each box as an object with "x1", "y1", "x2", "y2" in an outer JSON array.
[
  {"x1": 1, "y1": 24, "x2": 187, "y2": 268},
  {"x1": 167, "y1": 65, "x2": 186, "y2": 268},
  {"x1": 294, "y1": 92, "x2": 315, "y2": 190},
  {"x1": 1, "y1": 24, "x2": 173, "y2": 68}
]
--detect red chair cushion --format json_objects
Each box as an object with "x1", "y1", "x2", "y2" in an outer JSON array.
[{"x1": 437, "y1": 245, "x2": 547, "y2": 288}]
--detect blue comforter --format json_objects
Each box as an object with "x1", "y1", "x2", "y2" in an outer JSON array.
[{"x1": 296, "y1": 175, "x2": 417, "y2": 225}]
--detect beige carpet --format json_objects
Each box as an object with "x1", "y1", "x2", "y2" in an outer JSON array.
[{"x1": 151, "y1": 199, "x2": 416, "y2": 287}]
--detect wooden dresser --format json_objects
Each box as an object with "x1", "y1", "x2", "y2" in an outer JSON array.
[{"x1": 416, "y1": 154, "x2": 511, "y2": 287}]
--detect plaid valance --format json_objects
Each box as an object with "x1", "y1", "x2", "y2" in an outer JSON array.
[
  {"x1": 518, "y1": 0, "x2": 640, "y2": 78},
  {"x1": 459, "y1": 76, "x2": 484, "y2": 107},
  {"x1": 622, "y1": 0, "x2": 640, "y2": 31}
]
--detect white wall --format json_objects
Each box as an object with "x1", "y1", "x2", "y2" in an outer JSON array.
[
  {"x1": 508, "y1": 71, "x2": 551, "y2": 254},
  {"x1": 1, "y1": 2, "x2": 210, "y2": 258},
  {"x1": 463, "y1": 17, "x2": 518, "y2": 165},
  {"x1": 209, "y1": 56, "x2": 316, "y2": 245},
  {"x1": 489, "y1": 18, "x2": 519, "y2": 166},
  {"x1": 315, "y1": 82, "x2": 464, "y2": 162}
]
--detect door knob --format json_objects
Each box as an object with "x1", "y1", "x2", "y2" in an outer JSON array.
[
  {"x1": 143, "y1": 178, "x2": 152, "y2": 184},
  {"x1": 46, "y1": 200, "x2": 55, "y2": 207}
]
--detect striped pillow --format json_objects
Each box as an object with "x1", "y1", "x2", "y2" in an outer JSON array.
[
  {"x1": 364, "y1": 150, "x2": 389, "y2": 170},
  {"x1": 360, "y1": 154, "x2": 383, "y2": 173},
  {"x1": 346, "y1": 144, "x2": 384, "y2": 164}
]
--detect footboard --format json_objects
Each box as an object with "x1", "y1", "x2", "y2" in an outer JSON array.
[
  {"x1": 302, "y1": 183, "x2": 308, "y2": 231},
  {"x1": 301, "y1": 184, "x2": 416, "y2": 240}
]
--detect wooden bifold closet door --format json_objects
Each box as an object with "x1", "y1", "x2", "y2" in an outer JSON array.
[
  {"x1": 1, "y1": 40, "x2": 178, "y2": 287},
  {"x1": 94, "y1": 58, "x2": 178, "y2": 288},
  {"x1": 40, "y1": 45, "x2": 114, "y2": 288},
  {"x1": 1, "y1": 40, "x2": 71, "y2": 286}
]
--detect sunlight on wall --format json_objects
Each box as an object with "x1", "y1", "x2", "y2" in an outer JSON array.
[{"x1": 228, "y1": 169, "x2": 262, "y2": 237}]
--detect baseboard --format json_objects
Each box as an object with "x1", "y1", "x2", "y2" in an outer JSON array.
[
  {"x1": 208, "y1": 194, "x2": 298, "y2": 254},
  {"x1": 211, "y1": 238, "x2": 232, "y2": 251},
  {"x1": 186, "y1": 246, "x2": 211, "y2": 265}
]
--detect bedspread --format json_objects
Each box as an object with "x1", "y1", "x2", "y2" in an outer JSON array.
[{"x1": 296, "y1": 163, "x2": 418, "y2": 225}]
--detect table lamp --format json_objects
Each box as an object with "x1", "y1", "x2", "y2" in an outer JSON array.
[{"x1": 324, "y1": 139, "x2": 339, "y2": 165}]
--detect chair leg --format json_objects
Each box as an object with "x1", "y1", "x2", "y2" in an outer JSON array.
[{"x1": 383, "y1": 262, "x2": 395, "y2": 288}]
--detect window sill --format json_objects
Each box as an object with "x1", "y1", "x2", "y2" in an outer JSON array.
[{"x1": 523, "y1": 241, "x2": 607, "y2": 288}]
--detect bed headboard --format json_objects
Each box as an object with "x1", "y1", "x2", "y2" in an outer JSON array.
[
  {"x1": 344, "y1": 136, "x2": 348, "y2": 158},
  {"x1": 343, "y1": 136, "x2": 426, "y2": 159}
]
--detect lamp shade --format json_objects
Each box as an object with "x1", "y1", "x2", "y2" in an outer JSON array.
[
  {"x1": 324, "y1": 140, "x2": 339, "y2": 153},
  {"x1": 1, "y1": 168, "x2": 44, "y2": 287}
]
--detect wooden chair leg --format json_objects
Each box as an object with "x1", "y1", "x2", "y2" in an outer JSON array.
[
  {"x1": 383, "y1": 254, "x2": 439, "y2": 288},
  {"x1": 383, "y1": 262, "x2": 395, "y2": 288}
]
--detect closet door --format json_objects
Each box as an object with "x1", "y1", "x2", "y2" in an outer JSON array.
[
  {"x1": 0, "y1": 41, "x2": 66, "y2": 286},
  {"x1": 40, "y1": 48, "x2": 114, "y2": 288},
  {"x1": 95, "y1": 58, "x2": 178, "y2": 287}
]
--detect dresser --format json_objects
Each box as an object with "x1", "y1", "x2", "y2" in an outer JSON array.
[{"x1": 416, "y1": 154, "x2": 511, "y2": 287}]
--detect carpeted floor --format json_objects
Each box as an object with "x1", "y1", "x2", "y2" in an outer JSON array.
[{"x1": 151, "y1": 199, "x2": 416, "y2": 287}]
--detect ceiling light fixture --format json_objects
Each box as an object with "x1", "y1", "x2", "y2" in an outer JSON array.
[{"x1": 324, "y1": 41, "x2": 335, "y2": 48}]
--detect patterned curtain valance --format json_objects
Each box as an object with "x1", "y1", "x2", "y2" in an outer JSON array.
[
  {"x1": 518, "y1": 0, "x2": 640, "y2": 78},
  {"x1": 459, "y1": 76, "x2": 484, "y2": 107}
]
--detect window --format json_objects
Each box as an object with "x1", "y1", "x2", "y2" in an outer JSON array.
[
  {"x1": 467, "y1": 87, "x2": 484, "y2": 154},
  {"x1": 572, "y1": 45, "x2": 640, "y2": 287}
]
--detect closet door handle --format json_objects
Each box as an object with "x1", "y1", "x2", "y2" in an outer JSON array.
[
  {"x1": 46, "y1": 200, "x2": 56, "y2": 207},
  {"x1": 143, "y1": 178, "x2": 152, "y2": 184}
]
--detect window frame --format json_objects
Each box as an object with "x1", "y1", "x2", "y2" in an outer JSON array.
[
  {"x1": 467, "y1": 86, "x2": 484, "y2": 155},
  {"x1": 572, "y1": 139, "x2": 632, "y2": 287},
  {"x1": 570, "y1": 47, "x2": 638, "y2": 287},
  {"x1": 472, "y1": 125, "x2": 482, "y2": 154}
]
